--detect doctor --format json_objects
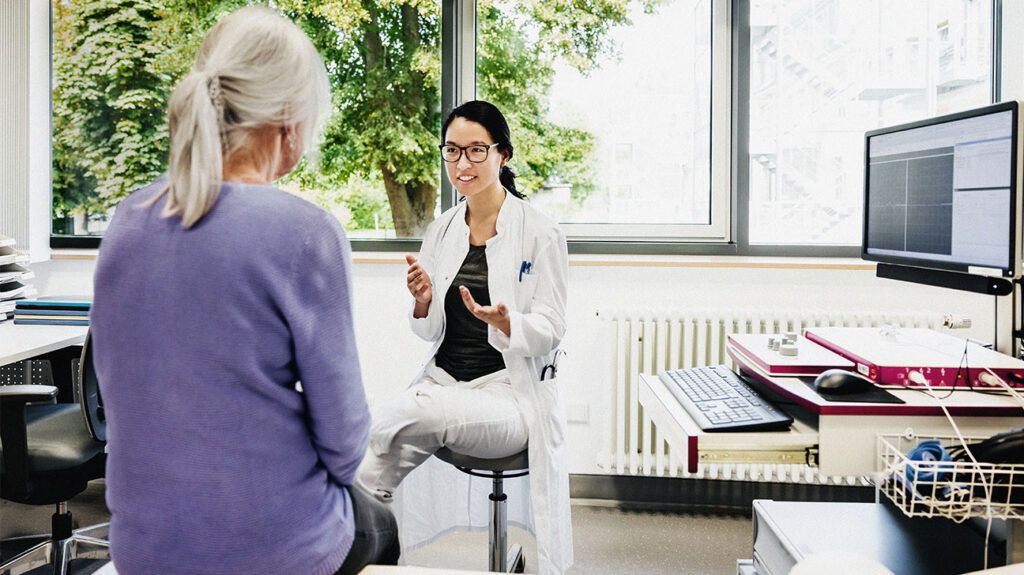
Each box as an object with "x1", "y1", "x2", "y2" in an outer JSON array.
[{"x1": 357, "y1": 100, "x2": 572, "y2": 574}]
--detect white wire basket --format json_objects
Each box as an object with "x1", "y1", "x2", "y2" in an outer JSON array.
[{"x1": 877, "y1": 433, "x2": 1024, "y2": 522}]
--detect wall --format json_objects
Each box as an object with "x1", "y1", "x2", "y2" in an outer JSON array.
[{"x1": 33, "y1": 255, "x2": 997, "y2": 475}]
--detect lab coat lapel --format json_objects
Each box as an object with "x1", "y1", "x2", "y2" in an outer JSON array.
[
  {"x1": 485, "y1": 193, "x2": 519, "y2": 312},
  {"x1": 433, "y1": 203, "x2": 469, "y2": 301}
]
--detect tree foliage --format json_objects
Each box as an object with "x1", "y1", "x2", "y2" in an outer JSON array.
[
  {"x1": 52, "y1": 0, "x2": 172, "y2": 217},
  {"x1": 53, "y1": 0, "x2": 655, "y2": 236}
]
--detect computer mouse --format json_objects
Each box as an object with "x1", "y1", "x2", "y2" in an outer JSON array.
[{"x1": 813, "y1": 369, "x2": 875, "y2": 394}]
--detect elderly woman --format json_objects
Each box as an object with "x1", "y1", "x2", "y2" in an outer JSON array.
[{"x1": 90, "y1": 7, "x2": 397, "y2": 574}]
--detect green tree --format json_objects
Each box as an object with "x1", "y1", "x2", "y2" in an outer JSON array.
[
  {"x1": 53, "y1": 0, "x2": 657, "y2": 236},
  {"x1": 291, "y1": 0, "x2": 652, "y2": 236},
  {"x1": 52, "y1": 0, "x2": 174, "y2": 219}
]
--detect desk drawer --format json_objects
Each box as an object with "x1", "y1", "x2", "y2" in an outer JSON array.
[{"x1": 639, "y1": 373, "x2": 819, "y2": 474}]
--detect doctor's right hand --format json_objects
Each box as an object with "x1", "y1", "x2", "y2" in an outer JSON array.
[{"x1": 406, "y1": 254, "x2": 433, "y2": 305}]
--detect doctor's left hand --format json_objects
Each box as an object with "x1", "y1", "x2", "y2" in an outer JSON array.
[{"x1": 459, "y1": 286, "x2": 511, "y2": 337}]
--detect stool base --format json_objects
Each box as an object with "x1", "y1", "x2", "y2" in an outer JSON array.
[{"x1": 506, "y1": 543, "x2": 525, "y2": 573}]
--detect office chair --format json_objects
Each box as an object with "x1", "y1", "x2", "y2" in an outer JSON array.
[
  {"x1": 0, "y1": 332, "x2": 109, "y2": 575},
  {"x1": 434, "y1": 447, "x2": 529, "y2": 573}
]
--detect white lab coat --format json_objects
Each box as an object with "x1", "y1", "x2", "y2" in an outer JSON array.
[{"x1": 393, "y1": 193, "x2": 572, "y2": 575}]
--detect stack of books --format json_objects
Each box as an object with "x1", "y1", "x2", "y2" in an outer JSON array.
[
  {"x1": 13, "y1": 300, "x2": 91, "y2": 326},
  {"x1": 0, "y1": 234, "x2": 36, "y2": 322}
]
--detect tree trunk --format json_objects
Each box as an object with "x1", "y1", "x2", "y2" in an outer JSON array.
[
  {"x1": 381, "y1": 165, "x2": 437, "y2": 237},
  {"x1": 366, "y1": 2, "x2": 436, "y2": 237},
  {"x1": 410, "y1": 180, "x2": 438, "y2": 234},
  {"x1": 381, "y1": 165, "x2": 414, "y2": 236}
]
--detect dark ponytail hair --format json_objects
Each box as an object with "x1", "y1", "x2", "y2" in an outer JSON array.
[{"x1": 442, "y1": 100, "x2": 526, "y2": 200}]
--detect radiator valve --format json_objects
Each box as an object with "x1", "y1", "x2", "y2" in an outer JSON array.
[{"x1": 942, "y1": 313, "x2": 972, "y2": 329}]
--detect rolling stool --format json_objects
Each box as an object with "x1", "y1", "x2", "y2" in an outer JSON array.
[{"x1": 434, "y1": 447, "x2": 529, "y2": 573}]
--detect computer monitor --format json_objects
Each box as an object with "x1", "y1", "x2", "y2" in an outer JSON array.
[{"x1": 863, "y1": 101, "x2": 1022, "y2": 282}]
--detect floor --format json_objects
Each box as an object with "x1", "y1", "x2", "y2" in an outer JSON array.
[{"x1": 1, "y1": 481, "x2": 754, "y2": 574}]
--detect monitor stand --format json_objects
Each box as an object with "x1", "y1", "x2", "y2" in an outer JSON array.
[{"x1": 876, "y1": 263, "x2": 1012, "y2": 296}]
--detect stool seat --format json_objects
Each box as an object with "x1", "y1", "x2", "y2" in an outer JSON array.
[{"x1": 434, "y1": 447, "x2": 528, "y2": 473}]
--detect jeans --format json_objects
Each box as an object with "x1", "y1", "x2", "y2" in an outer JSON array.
[{"x1": 334, "y1": 485, "x2": 401, "y2": 574}]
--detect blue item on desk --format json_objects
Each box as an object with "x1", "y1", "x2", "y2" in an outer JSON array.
[
  {"x1": 658, "y1": 365, "x2": 793, "y2": 432},
  {"x1": 905, "y1": 439, "x2": 953, "y2": 487}
]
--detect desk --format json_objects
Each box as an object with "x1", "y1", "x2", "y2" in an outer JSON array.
[
  {"x1": 0, "y1": 322, "x2": 88, "y2": 401},
  {"x1": 640, "y1": 339, "x2": 1024, "y2": 567},
  {"x1": 0, "y1": 322, "x2": 88, "y2": 366},
  {"x1": 639, "y1": 345, "x2": 1024, "y2": 478}
]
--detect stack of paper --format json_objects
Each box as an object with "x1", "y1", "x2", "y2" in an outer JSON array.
[{"x1": 0, "y1": 234, "x2": 36, "y2": 322}]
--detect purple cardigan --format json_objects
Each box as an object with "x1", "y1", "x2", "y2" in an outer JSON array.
[{"x1": 91, "y1": 180, "x2": 369, "y2": 575}]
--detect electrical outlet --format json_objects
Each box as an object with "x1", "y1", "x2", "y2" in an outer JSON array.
[{"x1": 567, "y1": 402, "x2": 589, "y2": 423}]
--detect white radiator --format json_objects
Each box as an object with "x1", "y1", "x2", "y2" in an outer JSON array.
[{"x1": 597, "y1": 308, "x2": 941, "y2": 484}]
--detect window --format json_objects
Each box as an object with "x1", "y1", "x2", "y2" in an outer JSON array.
[
  {"x1": 48, "y1": 0, "x2": 998, "y2": 252},
  {"x1": 476, "y1": 0, "x2": 729, "y2": 240},
  {"x1": 746, "y1": 0, "x2": 994, "y2": 246},
  {"x1": 50, "y1": 1, "x2": 442, "y2": 242}
]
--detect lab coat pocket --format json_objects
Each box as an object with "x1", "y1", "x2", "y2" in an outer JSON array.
[
  {"x1": 516, "y1": 274, "x2": 540, "y2": 311},
  {"x1": 536, "y1": 377, "x2": 566, "y2": 448}
]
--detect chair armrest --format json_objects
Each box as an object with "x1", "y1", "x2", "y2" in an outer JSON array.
[
  {"x1": 0, "y1": 385, "x2": 58, "y2": 500},
  {"x1": 0, "y1": 385, "x2": 58, "y2": 404}
]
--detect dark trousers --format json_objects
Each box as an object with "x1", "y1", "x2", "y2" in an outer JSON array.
[{"x1": 335, "y1": 486, "x2": 401, "y2": 574}]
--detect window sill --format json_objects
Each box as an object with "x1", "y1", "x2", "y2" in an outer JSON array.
[
  {"x1": 317, "y1": 252, "x2": 875, "y2": 270},
  {"x1": 51, "y1": 248, "x2": 873, "y2": 271},
  {"x1": 51, "y1": 249, "x2": 99, "y2": 260}
]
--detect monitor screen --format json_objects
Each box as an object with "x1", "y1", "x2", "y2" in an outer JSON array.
[{"x1": 863, "y1": 101, "x2": 1019, "y2": 277}]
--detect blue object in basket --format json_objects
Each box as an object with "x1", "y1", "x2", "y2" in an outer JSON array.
[{"x1": 905, "y1": 440, "x2": 953, "y2": 488}]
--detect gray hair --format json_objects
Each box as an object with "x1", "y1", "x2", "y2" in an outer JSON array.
[{"x1": 153, "y1": 6, "x2": 331, "y2": 228}]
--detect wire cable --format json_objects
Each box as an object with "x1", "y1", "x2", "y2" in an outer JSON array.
[
  {"x1": 908, "y1": 370, "x2": 997, "y2": 568},
  {"x1": 978, "y1": 368, "x2": 1024, "y2": 414}
]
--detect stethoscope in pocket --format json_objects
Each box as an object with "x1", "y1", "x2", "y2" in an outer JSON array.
[{"x1": 541, "y1": 349, "x2": 566, "y2": 381}]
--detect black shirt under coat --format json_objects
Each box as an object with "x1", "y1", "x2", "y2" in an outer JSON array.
[{"x1": 434, "y1": 244, "x2": 507, "y2": 382}]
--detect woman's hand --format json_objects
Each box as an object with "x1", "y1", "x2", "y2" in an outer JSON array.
[
  {"x1": 406, "y1": 254, "x2": 433, "y2": 305},
  {"x1": 459, "y1": 286, "x2": 511, "y2": 337}
]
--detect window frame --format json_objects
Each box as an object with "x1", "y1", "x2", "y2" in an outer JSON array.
[
  {"x1": 48, "y1": 0, "x2": 1003, "y2": 257},
  {"x1": 733, "y1": 0, "x2": 1002, "y2": 257}
]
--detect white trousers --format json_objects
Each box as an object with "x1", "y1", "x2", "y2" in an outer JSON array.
[{"x1": 358, "y1": 362, "x2": 529, "y2": 496}]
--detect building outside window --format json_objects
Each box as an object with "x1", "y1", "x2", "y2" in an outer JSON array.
[{"x1": 747, "y1": 0, "x2": 994, "y2": 246}]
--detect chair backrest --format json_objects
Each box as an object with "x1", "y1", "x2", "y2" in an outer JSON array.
[{"x1": 77, "y1": 331, "x2": 106, "y2": 442}]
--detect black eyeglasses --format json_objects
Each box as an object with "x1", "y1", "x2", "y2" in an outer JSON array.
[{"x1": 439, "y1": 143, "x2": 500, "y2": 163}]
